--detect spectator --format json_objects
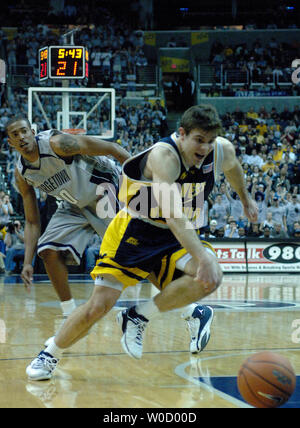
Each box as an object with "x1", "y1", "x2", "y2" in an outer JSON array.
[
  {"x1": 4, "y1": 220, "x2": 25, "y2": 274},
  {"x1": 136, "y1": 50, "x2": 148, "y2": 67},
  {"x1": 85, "y1": 233, "x2": 102, "y2": 274},
  {"x1": 260, "y1": 226, "x2": 271, "y2": 239},
  {"x1": 224, "y1": 188, "x2": 246, "y2": 226},
  {"x1": 268, "y1": 197, "x2": 287, "y2": 231},
  {"x1": 239, "y1": 146, "x2": 249, "y2": 164},
  {"x1": 90, "y1": 47, "x2": 102, "y2": 76},
  {"x1": 0, "y1": 194, "x2": 13, "y2": 225},
  {"x1": 260, "y1": 211, "x2": 275, "y2": 232},
  {"x1": 218, "y1": 182, "x2": 230, "y2": 211},
  {"x1": 246, "y1": 107, "x2": 259, "y2": 124},
  {"x1": 238, "y1": 227, "x2": 246, "y2": 238},
  {"x1": 200, "y1": 227, "x2": 215, "y2": 240},
  {"x1": 271, "y1": 223, "x2": 288, "y2": 238},
  {"x1": 251, "y1": 180, "x2": 271, "y2": 225},
  {"x1": 291, "y1": 185, "x2": 300, "y2": 201},
  {"x1": 286, "y1": 195, "x2": 300, "y2": 236},
  {"x1": 261, "y1": 154, "x2": 276, "y2": 173},
  {"x1": 246, "y1": 148, "x2": 264, "y2": 169},
  {"x1": 272, "y1": 143, "x2": 284, "y2": 165},
  {"x1": 216, "y1": 227, "x2": 225, "y2": 238},
  {"x1": 126, "y1": 66, "x2": 137, "y2": 92},
  {"x1": 209, "y1": 219, "x2": 218, "y2": 236},
  {"x1": 275, "y1": 183, "x2": 288, "y2": 202},
  {"x1": 283, "y1": 146, "x2": 297, "y2": 163},
  {"x1": 292, "y1": 223, "x2": 300, "y2": 238},
  {"x1": 248, "y1": 223, "x2": 262, "y2": 238},
  {"x1": 224, "y1": 219, "x2": 239, "y2": 238},
  {"x1": 209, "y1": 194, "x2": 230, "y2": 230}
]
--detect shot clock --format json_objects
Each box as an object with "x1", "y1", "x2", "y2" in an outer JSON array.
[{"x1": 39, "y1": 46, "x2": 89, "y2": 80}]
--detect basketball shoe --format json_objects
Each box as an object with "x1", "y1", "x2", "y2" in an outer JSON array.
[
  {"x1": 117, "y1": 306, "x2": 149, "y2": 359},
  {"x1": 181, "y1": 304, "x2": 214, "y2": 354},
  {"x1": 26, "y1": 351, "x2": 59, "y2": 381}
]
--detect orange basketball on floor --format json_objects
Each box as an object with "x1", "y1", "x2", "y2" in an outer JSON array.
[{"x1": 237, "y1": 351, "x2": 296, "y2": 408}]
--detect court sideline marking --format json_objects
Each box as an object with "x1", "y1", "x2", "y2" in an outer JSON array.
[{"x1": 175, "y1": 351, "x2": 259, "y2": 408}]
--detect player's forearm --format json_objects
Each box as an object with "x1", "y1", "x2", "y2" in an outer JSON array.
[
  {"x1": 166, "y1": 216, "x2": 208, "y2": 261},
  {"x1": 52, "y1": 134, "x2": 131, "y2": 164},
  {"x1": 79, "y1": 137, "x2": 130, "y2": 164},
  {"x1": 105, "y1": 143, "x2": 131, "y2": 164},
  {"x1": 23, "y1": 222, "x2": 41, "y2": 265}
]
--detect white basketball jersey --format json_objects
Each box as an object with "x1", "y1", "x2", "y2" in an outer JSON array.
[{"x1": 16, "y1": 130, "x2": 120, "y2": 210}]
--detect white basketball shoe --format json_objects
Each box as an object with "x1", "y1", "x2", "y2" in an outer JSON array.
[
  {"x1": 182, "y1": 304, "x2": 214, "y2": 354},
  {"x1": 26, "y1": 351, "x2": 59, "y2": 381},
  {"x1": 117, "y1": 306, "x2": 149, "y2": 359}
]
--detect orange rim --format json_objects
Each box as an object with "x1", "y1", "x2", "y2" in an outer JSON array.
[{"x1": 62, "y1": 128, "x2": 86, "y2": 135}]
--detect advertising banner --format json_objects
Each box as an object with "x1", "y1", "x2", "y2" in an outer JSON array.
[{"x1": 213, "y1": 240, "x2": 300, "y2": 273}]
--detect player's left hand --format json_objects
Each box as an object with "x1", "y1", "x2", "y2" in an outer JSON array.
[
  {"x1": 243, "y1": 198, "x2": 259, "y2": 223},
  {"x1": 21, "y1": 264, "x2": 34, "y2": 292}
]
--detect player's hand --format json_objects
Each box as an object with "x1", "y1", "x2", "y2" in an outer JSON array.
[
  {"x1": 243, "y1": 198, "x2": 259, "y2": 223},
  {"x1": 21, "y1": 264, "x2": 34, "y2": 292},
  {"x1": 194, "y1": 252, "x2": 223, "y2": 293}
]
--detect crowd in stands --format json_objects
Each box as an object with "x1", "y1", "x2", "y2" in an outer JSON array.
[
  {"x1": 0, "y1": 2, "x2": 299, "y2": 275},
  {"x1": 0, "y1": 2, "x2": 151, "y2": 93},
  {"x1": 202, "y1": 37, "x2": 300, "y2": 97},
  {"x1": 210, "y1": 37, "x2": 299, "y2": 83},
  {"x1": 200, "y1": 104, "x2": 300, "y2": 239},
  {"x1": 0, "y1": 100, "x2": 299, "y2": 274},
  {"x1": 0, "y1": 101, "x2": 299, "y2": 269}
]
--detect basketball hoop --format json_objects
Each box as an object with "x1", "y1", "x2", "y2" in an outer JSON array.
[{"x1": 62, "y1": 128, "x2": 86, "y2": 135}]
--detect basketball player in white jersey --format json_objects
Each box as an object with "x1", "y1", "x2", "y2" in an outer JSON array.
[{"x1": 6, "y1": 116, "x2": 129, "y2": 320}]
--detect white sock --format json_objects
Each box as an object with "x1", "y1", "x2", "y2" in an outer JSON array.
[
  {"x1": 135, "y1": 298, "x2": 160, "y2": 320},
  {"x1": 45, "y1": 337, "x2": 64, "y2": 359},
  {"x1": 60, "y1": 299, "x2": 76, "y2": 317}
]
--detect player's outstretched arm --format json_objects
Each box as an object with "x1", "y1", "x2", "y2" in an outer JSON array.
[
  {"x1": 221, "y1": 138, "x2": 258, "y2": 223},
  {"x1": 15, "y1": 169, "x2": 41, "y2": 291},
  {"x1": 50, "y1": 133, "x2": 131, "y2": 164}
]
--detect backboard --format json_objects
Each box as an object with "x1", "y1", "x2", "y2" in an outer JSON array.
[{"x1": 28, "y1": 87, "x2": 115, "y2": 138}]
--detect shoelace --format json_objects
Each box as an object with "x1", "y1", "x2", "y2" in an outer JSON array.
[
  {"x1": 186, "y1": 318, "x2": 199, "y2": 339},
  {"x1": 33, "y1": 354, "x2": 57, "y2": 371},
  {"x1": 135, "y1": 322, "x2": 146, "y2": 345}
]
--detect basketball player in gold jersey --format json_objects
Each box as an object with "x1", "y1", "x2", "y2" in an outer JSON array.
[{"x1": 27, "y1": 105, "x2": 258, "y2": 380}]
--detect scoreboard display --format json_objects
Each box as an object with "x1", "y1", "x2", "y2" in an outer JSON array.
[
  {"x1": 39, "y1": 47, "x2": 48, "y2": 80},
  {"x1": 39, "y1": 46, "x2": 89, "y2": 80}
]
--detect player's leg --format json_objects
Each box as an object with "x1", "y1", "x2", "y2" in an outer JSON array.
[
  {"x1": 117, "y1": 273, "x2": 207, "y2": 359},
  {"x1": 39, "y1": 249, "x2": 73, "y2": 304},
  {"x1": 39, "y1": 248, "x2": 76, "y2": 347},
  {"x1": 155, "y1": 255, "x2": 221, "y2": 311},
  {"x1": 118, "y1": 247, "x2": 221, "y2": 358},
  {"x1": 145, "y1": 272, "x2": 214, "y2": 354},
  {"x1": 37, "y1": 203, "x2": 98, "y2": 317},
  {"x1": 26, "y1": 276, "x2": 121, "y2": 381},
  {"x1": 55, "y1": 281, "x2": 121, "y2": 348}
]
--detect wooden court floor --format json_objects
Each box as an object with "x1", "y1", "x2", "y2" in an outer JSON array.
[{"x1": 0, "y1": 273, "x2": 300, "y2": 408}]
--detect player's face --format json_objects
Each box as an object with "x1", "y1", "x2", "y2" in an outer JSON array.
[
  {"x1": 178, "y1": 127, "x2": 217, "y2": 168},
  {"x1": 7, "y1": 120, "x2": 37, "y2": 157}
]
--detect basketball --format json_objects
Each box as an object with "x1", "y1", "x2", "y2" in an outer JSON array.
[{"x1": 237, "y1": 352, "x2": 296, "y2": 408}]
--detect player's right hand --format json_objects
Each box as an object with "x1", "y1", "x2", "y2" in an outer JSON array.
[
  {"x1": 194, "y1": 252, "x2": 223, "y2": 294},
  {"x1": 21, "y1": 264, "x2": 34, "y2": 292}
]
